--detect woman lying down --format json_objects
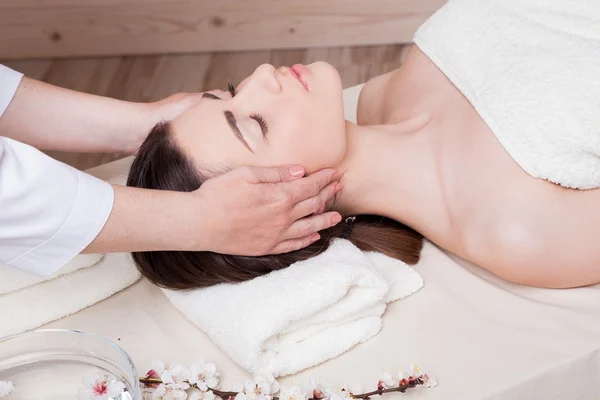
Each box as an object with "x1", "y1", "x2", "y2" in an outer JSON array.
[{"x1": 127, "y1": 1, "x2": 600, "y2": 290}]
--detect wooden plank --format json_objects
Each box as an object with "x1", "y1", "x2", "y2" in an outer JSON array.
[
  {"x1": 1, "y1": 60, "x2": 53, "y2": 80},
  {"x1": 0, "y1": 0, "x2": 443, "y2": 59}
]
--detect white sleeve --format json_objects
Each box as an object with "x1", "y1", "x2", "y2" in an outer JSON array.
[
  {"x1": 0, "y1": 64, "x2": 23, "y2": 118},
  {"x1": 0, "y1": 65, "x2": 115, "y2": 277}
]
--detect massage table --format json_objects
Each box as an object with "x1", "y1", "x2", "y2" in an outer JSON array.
[{"x1": 42, "y1": 85, "x2": 600, "y2": 399}]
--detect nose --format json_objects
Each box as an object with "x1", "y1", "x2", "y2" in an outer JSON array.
[{"x1": 238, "y1": 64, "x2": 280, "y2": 94}]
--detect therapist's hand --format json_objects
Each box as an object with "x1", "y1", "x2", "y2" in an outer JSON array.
[
  {"x1": 195, "y1": 165, "x2": 343, "y2": 255},
  {"x1": 0, "y1": 76, "x2": 206, "y2": 155}
]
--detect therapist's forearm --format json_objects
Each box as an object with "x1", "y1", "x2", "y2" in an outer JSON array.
[
  {"x1": 83, "y1": 185, "x2": 205, "y2": 254},
  {"x1": 0, "y1": 76, "x2": 155, "y2": 154}
]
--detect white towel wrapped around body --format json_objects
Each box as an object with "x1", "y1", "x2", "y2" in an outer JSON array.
[
  {"x1": 163, "y1": 239, "x2": 423, "y2": 377},
  {"x1": 414, "y1": 0, "x2": 600, "y2": 189}
]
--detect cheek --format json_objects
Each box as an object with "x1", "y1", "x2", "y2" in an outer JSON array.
[{"x1": 272, "y1": 111, "x2": 346, "y2": 172}]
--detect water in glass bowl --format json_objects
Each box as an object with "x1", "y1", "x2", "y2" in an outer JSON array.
[{"x1": 0, "y1": 330, "x2": 140, "y2": 400}]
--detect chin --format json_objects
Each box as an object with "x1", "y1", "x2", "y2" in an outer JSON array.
[{"x1": 307, "y1": 62, "x2": 343, "y2": 90}]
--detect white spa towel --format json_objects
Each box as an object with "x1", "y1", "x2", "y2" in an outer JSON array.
[
  {"x1": 414, "y1": 0, "x2": 600, "y2": 189},
  {"x1": 0, "y1": 174, "x2": 141, "y2": 337},
  {"x1": 0, "y1": 252, "x2": 140, "y2": 337},
  {"x1": 0, "y1": 253, "x2": 104, "y2": 295},
  {"x1": 163, "y1": 239, "x2": 423, "y2": 377}
]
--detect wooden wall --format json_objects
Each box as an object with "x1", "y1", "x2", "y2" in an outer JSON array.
[{"x1": 0, "y1": 0, "x2": 444, "y2": 60}]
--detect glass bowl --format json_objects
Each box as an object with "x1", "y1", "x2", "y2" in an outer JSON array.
[{"x1": 0, "y1": 329, "x2": 140, "y2": 399}]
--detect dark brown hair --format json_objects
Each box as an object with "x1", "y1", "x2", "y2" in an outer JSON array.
[{"x1": 127, "y1": 122, "x2": 423, "y2": 290}]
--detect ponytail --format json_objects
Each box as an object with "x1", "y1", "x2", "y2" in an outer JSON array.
[{"x1": 326, "y1": 214, "x2": 422, "y2": 265}]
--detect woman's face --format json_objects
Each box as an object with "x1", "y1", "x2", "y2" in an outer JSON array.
[{"x1": 172, "y1": 62, "x2": 346, "y2": 173}]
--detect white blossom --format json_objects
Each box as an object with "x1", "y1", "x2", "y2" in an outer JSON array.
[
  {"x1": 161, "y1": 364, "x2": 191, "y2": 391},
  {"x1": 309, "y1": 379, "x2": 353, "y2": 400},
  {"x1": 278, "y1": 385, "x2": 306, "y2": 400},
  {"x1": 152, "y1": 383, "x2": 188, "y2": 400},
  {"x1": 143, "y1": 387, "x2": 156, "y2": 400},
  {"x1": 77, "y1": 373, "x2": 126, "y2": 400},
  {"x1": 189, "y1": 359, "x2": 220, "y2": 391},
  {"x1": 0, "y1": 381, "x2": 14, "y2": 397},
  {"x1": 188, "y1": 389, "x2": 203, "y2": 400},
  {"x1": 153, "y1": 359, "x2": 166, "y2": 373},
  {"x1": 396, "y1": 370, "x2": 410, "y2": 382},
  {"x1": 348, "y1": 384, "x2": 363, "y2": 396},
  {"x1": 308, "y1": 378, "x2": 329, "y2": 399},
  {"x1": 327, "y1": 388, "x2": 354, "y2": 400},
  {"x1": 421, "y1": 373, "x2": 437, "y2": 388},
  {"x1": 378, "y1": 371, "x2": 395, "y2": 388},
  {"x1": 231, "y1": 382, "x2": 244, "y2": 393},
  {"x1": 234, "y1": 377, "x2": 278, "y2": 400},
  {"x1": 408, "y1": 365, "x2": 437, "y2": 388},
  {"x1": 188, "y1": 389, "x2": 219, "y2": 400},
  {"x1": 254, "y1": 374, "x2": 279, "y2": 395},
  {"x1": 409, "y1": 364, "x2": 423, "y2": 377}
]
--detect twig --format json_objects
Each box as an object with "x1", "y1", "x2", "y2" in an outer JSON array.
[{"x1": 138, "y1": 377, "x2": 424, "y2": 399}]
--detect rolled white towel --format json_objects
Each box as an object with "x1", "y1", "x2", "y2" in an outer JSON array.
[
  {"x1": 0, "y1": 174, "x2": 128, "y2": 296},
  {"x1": 163, "y1": 239, "x2": 423, "y2": 377},
  {"x1": 0, "y1": 254, "x2": 104, "y2": 295},
  {"x1": 0, "y1": 253, "x2": 140, "y2": 337},
  {"x1": 0, "y1": 174, "x2": 140, "y2": 337}
]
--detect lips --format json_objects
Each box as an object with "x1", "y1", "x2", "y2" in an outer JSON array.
[{"x1": 290, "y1": 64, "x2": 310, "y2": 91}]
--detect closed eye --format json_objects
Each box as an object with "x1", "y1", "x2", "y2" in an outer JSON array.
[
  {"x1": 202, "y1": 92, "x2": 221, "y2": 100},
  {"x1": 201, "y1": 82, "x2": 236, "y2": 100},
  {"x1": 250, "y1": 113, "x2": 269, "y2": 139}
]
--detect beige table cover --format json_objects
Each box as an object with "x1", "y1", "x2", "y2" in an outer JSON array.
[{"x1": 43, "y1": 84, "x2": 600, "y2": 399}]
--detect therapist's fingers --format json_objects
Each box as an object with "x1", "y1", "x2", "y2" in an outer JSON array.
[
  {"x1": 285, "y1": 168, "x2": 340, "y2": 203},
  {"x1": 280, "y1": 211, "x2": 342, "y2": 243},
  {"x1": 291, "y1": 181, "x2": 342, "y2": 220},
  {"x1": 242, "y1": 165, "x2": 309, "y2": 184},
  {"x1": 270, "y1": 235, "x2": 322, "y2": 255}
]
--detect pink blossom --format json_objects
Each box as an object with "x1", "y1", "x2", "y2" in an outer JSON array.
[{"x1": 77, "y1": 373, "x2": 126, "y2": 400}]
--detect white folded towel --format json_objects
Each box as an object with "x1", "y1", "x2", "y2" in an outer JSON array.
[
  {"x1": 0, "y1": 253, "x2": 104, "y2": 295},
  {"x1": 0, "y1": 175, "x2": 140, "y2": 337},
  {"x1": 163, "y1": 239, "x2": 423, "y2": 377},
  {"x1": 0, "y1": 252, "x2": 140, "y2": 337}
]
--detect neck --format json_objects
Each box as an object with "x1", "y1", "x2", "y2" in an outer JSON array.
[{"x1": 332, "y1": 117, "x2": 442, "y2": 230}]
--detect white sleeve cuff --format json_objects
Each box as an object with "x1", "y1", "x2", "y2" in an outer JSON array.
[
  {"x1": 0, "y1": 64, "x2": 24, "y2": 119},
  {"x1": 8, "y1": 171, "x2": 115, "y2": 277}
]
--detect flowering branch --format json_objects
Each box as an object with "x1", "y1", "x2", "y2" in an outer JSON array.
[
  {"x1": 139, "y1": 378, "x2": 239, "y2": 398},
  {"x1": 137, "y1": 359, "x2": 436, "y2": 400},
  {"x1": 139, "y1": 376, "x2": 429, "y2": 399},
  {"x1": 5, "y1": 356, "x2": 436, "y2": 400}
]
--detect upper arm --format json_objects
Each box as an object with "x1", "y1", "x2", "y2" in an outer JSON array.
[
  {"x1": 0, "y1": 64, "x2": 24, "y2": 121},
  {"x1": 0, "y1": 137, "x2": 113, "y2": 276},
  {"x1": 480, "y1": 184, "x2": 600, "y2": 288}
]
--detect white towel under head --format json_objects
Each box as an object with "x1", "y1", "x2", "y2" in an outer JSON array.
[{"x1": 163, "y1": 239, "x2": 423, "y2": 377}]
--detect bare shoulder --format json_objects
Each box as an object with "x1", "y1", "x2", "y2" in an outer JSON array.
[
  {"x1": 432, "y1": 109, "x2": 600, "y2": 288},
  {"x1": 462, "y1": 178, "x2": 600, "y2": 288}
]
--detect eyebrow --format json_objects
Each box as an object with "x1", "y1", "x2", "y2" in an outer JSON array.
[{"x1": 223, "y1": 111, "x2": 254, "y2": 154}]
